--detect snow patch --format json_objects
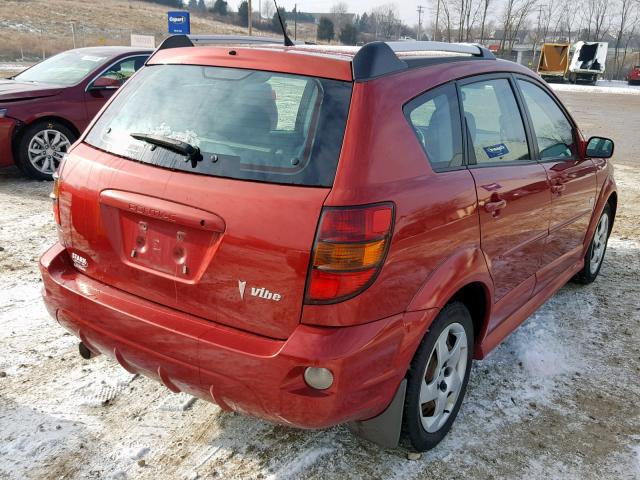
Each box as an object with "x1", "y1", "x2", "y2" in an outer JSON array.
[
  {"x1": 0, "y1": 403, "x2": 85, "y2": 479},
  {"x1": 549, "y1": 80, "x2": 640, "y2": 95},
  {"x1": 73, "y1": 370, "x2": 138, "y2": 407},
  {"x1": 158, "y1": 392, "x2": 198, "y2": 412},
  {"x1": 266, "y1": 446, "x2": 333, "y2": 479},
  {"x1": 120, "y1": 444, "x2": 150, "y2": 461}
]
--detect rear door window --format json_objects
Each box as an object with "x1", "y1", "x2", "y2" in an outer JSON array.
[
  {"x1": 517, "y1": 80, "x2": 575, "y2": 160},
  {"x1": 459, "y1": 79, "x2": 531, "y2": 165},
  {"x1": 404, "y1": 83, "x2": 464, "y2": 171},
  {"x1": 84, "y1": 65, "x2": 352, "y2": 187}
]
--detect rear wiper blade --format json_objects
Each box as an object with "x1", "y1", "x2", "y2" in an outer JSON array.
[{"x1": 131, "y1": 132, "x2": 202, "y2": 167}]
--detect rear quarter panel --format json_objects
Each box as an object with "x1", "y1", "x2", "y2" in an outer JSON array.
[{"x1": 301, "y1": 61, "x2": 527, "y2": 328}]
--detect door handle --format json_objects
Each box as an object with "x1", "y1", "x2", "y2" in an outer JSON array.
[
  {"x1": 551, "y1": 184, "x2": 566, "y2": 194},
  {"x1": 484, "y1": 199, "x2": 507, "y2": 213}
]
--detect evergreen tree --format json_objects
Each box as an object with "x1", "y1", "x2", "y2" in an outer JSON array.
[
  {"x1": 317, "y1": 17, "x2": 335, "y2": 42},
  {"x1": 212, "y1": 0, "x2": 228, "y2": 15},
  {"x1": 271, "y1": 7, "x2": 287, "y2": 33},
  {"x1": 238, "y1": 1, "x2": 249, "y2": 26},
  {"x1": 188, "y1": 0, "x2": 198, "y2": 10},
  {"x1": 339, "y1": 23, "x2": 358, "y2": 45}
]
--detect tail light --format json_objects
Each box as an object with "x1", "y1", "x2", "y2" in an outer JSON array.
[
  {"x1": 50, "y1": 170, "x2": 61, "y2": 225},
  {"x1": 50, "y1": 155, "x2": 68, "y2": 226},
  {"x1": 305, "y1": 202, "x2": 395, "y2": 304}
]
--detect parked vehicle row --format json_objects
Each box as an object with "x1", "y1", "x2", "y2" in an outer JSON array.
[
  {"x1": 0, "y1": 47, "x2": 152, "y2": 180},
  {"x1": 39, "y1": 37, "x2": 617, "y2": 452}
]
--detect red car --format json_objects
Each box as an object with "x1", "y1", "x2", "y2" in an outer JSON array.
[
  {"x1": 628, "y1": 65, "x2": 640, "y2": 85},
  {"x1": 0, "y1": 46, "x2": 152, "y2": 180},
  {"x1": 40, "y1": 37, "x2": 617, "y2": 452}
]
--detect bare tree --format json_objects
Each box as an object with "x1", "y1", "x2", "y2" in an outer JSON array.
[
  {"x1": 372, "y1": 4, "x2": 401, "y2": 40},
  {"x1": 499, "y1": 0, "x2": 537, "y2": 54},
  {"x1": 613, "y1": 0, "x2": 640, "y2": 77},
  {"x1": 560, "y1": 0, "x2": 584, "y2": 43},
  {"x1": 479, "y1": 0, "x2": 491, "y2": 42},
  {"x1": 440, "y1": 0, "x2": 453, "y2": 42},
  {"x1": 584, "y1": 0, "x2": 611, "y2": 40},
  {"x1": 330, "y1": 1, "x2": 350, "y2": 32}
]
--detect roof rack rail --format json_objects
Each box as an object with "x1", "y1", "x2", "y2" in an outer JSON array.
[
  {"x1": 156, "y1": 34, "x2": 287, "y2": 51},
  {"x1": 352, "y1": 41, "x2": 495, "y2": 81}
]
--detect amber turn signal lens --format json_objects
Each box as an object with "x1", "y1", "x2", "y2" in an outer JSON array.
[{"x1": 313, "y1": 239, "x2": 386, "y2": 271}]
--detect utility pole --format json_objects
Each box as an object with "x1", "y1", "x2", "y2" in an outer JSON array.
[
  {"x1": 417, "y1": 6, "x2": 424, "y2": 41},
  {"x1": 294, "y1": 3, "x2": 298, "y2": 41},
  {"x1": 248, "y1": 0, "x2": 253, "y2": 36}
]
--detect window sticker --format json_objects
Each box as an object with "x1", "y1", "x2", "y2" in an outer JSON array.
[
  {"x1": 81, "y1": 55, "x2": 106, "y2": 62},
  {"x1": 483, "y1": 143, "x2": 509, "y2": 159}
]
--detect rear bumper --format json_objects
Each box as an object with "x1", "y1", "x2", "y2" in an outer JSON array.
[
  {"x1": 0, "y1": 117, "x2": 17, "y2": 168},
  {"x1": 40, "y1": 243, "x2": 433, "y2": 428}
]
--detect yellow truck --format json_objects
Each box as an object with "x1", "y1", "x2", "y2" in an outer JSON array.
[{"x1": 537, "y1": 43, "x2": 570, "y2": 81}]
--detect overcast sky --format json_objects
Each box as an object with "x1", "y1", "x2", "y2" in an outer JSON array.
[{"x1": 253, "y1": 0, "x2": 424, "y2": 26}]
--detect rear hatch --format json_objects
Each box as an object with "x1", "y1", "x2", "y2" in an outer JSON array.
[{"x1": 60, "y1": 63, "x2": 352, "y2": 339}]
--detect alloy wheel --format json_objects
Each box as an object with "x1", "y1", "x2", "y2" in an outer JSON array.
[
  {"x1": 419, "y1": 322, "x2": 468, "y2": 433},
  {"x1": 27, "y1": 129, "x2": 70, "y2": 175},
  {"x1": 590, "y1": 212, "x2": 609, "y2": 275}
]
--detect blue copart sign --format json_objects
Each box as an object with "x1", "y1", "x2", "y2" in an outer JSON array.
[{"x1": 168, "y1": 11, "x2": 191, "y2": 34}]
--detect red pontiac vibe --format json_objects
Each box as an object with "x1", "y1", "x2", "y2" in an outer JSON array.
[
  {"x1": 40, "y1": 36, "x2": 617, "y2": 452},
  {"x1": 0, "y1": 46, "x2": 151, "y2": 180}
]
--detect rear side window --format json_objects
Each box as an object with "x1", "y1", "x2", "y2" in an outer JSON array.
[
  {"x1": 460, "y1": 79, "x2": 530, "y2": 164},
  {"x1": 98, "y1": 56, "x2": 147, "y2": 86},
  {"x1": 405, "y1": 83, "x2": 463, "y2": 171},
  {"x1": 85, "y1": 65, "x2": 352, "y2": 187},
  {"x1": 517, "y1": 80, "x2": 575, "y2": 160}
]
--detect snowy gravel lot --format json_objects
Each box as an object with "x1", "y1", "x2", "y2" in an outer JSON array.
[{"x1": 1, "y1": 89, "x2": 639, "y2": 480}]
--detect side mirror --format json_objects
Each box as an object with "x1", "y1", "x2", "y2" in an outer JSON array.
[
  {"x1": 585, "y1": 136, "x2": 614, "y2": 159},
  {"x1": 90, "y1": 76, "x2": 121, "y2": 90}
]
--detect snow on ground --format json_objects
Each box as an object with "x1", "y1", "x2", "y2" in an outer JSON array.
[
  {"x1": 549, "y1": 79, "x2": 640, "y2": 95},
  {"x1": 1, "y1": 91, "x2": 640, "y2": 480}
]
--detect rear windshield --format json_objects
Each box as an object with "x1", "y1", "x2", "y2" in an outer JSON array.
[{"x1": 85, "y1": 64, "x2": 352, "y2": 187}]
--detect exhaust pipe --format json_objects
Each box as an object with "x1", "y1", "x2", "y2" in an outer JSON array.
[{"x1": 78, "y1": 341, "x2": 99, "y2": 360}]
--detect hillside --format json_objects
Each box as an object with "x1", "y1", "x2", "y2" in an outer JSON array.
[{"x1": 0, "y1": 0, "x2": 318, "y2": 61}]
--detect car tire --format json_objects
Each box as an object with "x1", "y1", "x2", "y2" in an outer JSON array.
[
  {"x1": 402, "y1": 302, "x2": 474, "y2": 452},
  {"x1": 573, "y1": 204, "x2": 611, "y2": 284},
  {"x1": 16, "y1": 120, "x2": 76, "y2": 180}
]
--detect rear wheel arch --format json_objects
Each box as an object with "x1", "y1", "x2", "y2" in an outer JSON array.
[
  {"x1": 405, "y1": 279, "x2": 492, "y2": 368},
  {"x1": 606, "y1": 191, "x2": 617, "y2": 234},
  {"x1": 448, "y1": 282, "x2": 491, "y2": 351}
]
